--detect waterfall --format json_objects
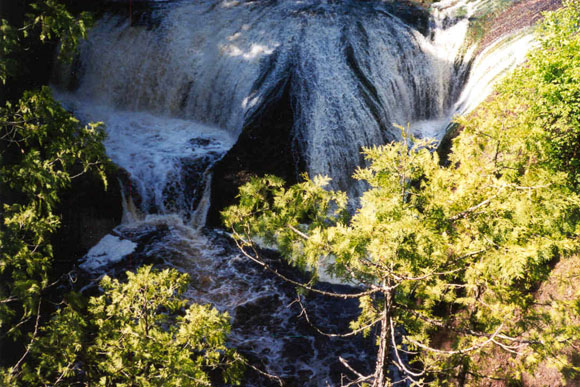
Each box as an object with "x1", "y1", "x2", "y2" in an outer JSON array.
[
  {"x1": 55, "y1": 94, "x2": 235, "y2": 222},
  {"x1": 60, "y1": 0, "x2": 503, "y2": 201},
  {"x1": 54, "y1": 1, "x2": 539, "y2": 384},
  {"x1": 454, "y1": 29, "x2": 536, "y2": 115}
]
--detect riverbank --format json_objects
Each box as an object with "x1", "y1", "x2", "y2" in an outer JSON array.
[{"x1": 476, "y1": 0, "x2": 562, "y2": 53}]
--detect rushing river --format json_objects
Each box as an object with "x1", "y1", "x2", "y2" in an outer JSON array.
[{"x1": 54, "y1": 0, "x2": 535, "y2": 384}]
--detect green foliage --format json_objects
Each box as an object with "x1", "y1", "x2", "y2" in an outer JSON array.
[
  {"x1": 0, "y1": 0, "x2": 92, "y2": 84},
  {"x1": 1, "y1": 2, "x2": 243, "y2": 386},
  {"x1": 223, "y1": 2, "x2": 580, "y2": 383},
  {"x1": 19, "y1": 298, "x2": 87, "y2": 385},
  {"x1": 0, "y1": 20, "x2": 19, "y2": 85},
  {"x1": 0, "y1": 2, "x2": 108, "y2": 381},
  {"x1": 14, "y1": 266, "x2": 243, "y2": 386},
  {"x1": 477, "y1": 0, "x2": 580, "y2": 188},
  {"x1": 0, "y1": 1, "x2": 108, "y2": 382},
  {"x1": 26, "y1": 0, "x2": 93, "y2": 62},
  {"x1": 224, "y1": 174, "x2": 349, "y2": 275},
  {"x1": 225, "y1": 125, "x2": 580, "y2": 383},
  {"x1": 0, "y1": 86, "x2": 107, "y2": 339}
]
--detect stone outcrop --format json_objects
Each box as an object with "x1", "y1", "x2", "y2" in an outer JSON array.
[
  {"x1": 477, "y1": 0, "x2": 563, "y2": 54},
  {"x1": 206, "y1": 84, "x2": 299, "y2": 228}
]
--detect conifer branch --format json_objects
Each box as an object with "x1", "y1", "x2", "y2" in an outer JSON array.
[
  {"x1": 403, "y1": 308, "x2": 538, "y2": 345},
  {"x1": 450, "y1": 194, "x2": 500, "y2": 221},
  {"x1": 404, "y1": 323, "x2": 505, "y2": 356},
  {"x1": 390, "y1": 318, "x2": 426, "y2": 378},
  {"x1": 340, "y1": 356, "x2": 374, "y2": 387}
]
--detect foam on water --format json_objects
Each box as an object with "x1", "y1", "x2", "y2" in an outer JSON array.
[{"x1": 80, "y1": 234, "x2": 137, "y2": 272}]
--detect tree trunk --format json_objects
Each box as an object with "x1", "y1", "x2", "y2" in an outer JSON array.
[{"x1": 372, "y1": 289, "x2": 392, "y2": 387}]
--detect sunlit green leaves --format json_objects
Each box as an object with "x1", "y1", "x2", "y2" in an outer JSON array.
[
  {"x1": 18, "y1": 266, "x2": 244, "y2": 386},
  {"x1": 27, "y1": 0, "x2": 92, "y2": 62},
  {"x1": 0, "y1": 87, "x2": 108, "y2": 339},
  {"x1": 0, "y1": 0, "x2": 92, "y2": 84},
  {"x1": 478, "y1": 0, "x2": 580, "y2": 189},
  {"x1": 0, "y1": 19, "x2": 18, "y2": 84}
]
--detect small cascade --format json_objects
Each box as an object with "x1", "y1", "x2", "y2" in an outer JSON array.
[
  {"x1": 454, "y1": 29, "x2": 536, "y2": 115},
  {"x1": 56, "y1": 92, "x2": 234, "y2": 225},
  {"x1": 409, "y1": 0, "x2": 535, "y2": 140}
]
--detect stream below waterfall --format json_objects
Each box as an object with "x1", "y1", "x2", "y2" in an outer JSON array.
[{"x1": 54, "y1": 0, "x2": 536, "y2": 384}]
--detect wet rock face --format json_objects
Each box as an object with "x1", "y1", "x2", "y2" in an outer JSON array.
[
  {"x1": 387, "y1": 0, "x2": 431, "y2": 35},
  {"x1": 157, "y1": 142, "x2": 222, "y2": 217},
  {"x1": 207, "y1": 84, "x2": 300, "y2": 228},
  {"x1": 476, "y1": 0, "x2": 562, "y2": 54}
]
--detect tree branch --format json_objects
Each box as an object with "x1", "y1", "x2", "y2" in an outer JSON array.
[
  {"x1": 339, "y1": 356, "x2": 374, "y2": 387},
  {"x1": 404, "y1": 323, "x2": 505, "y2": 355},
  {"x1": 293, "y1": 295, "x2": 381, "y2": 338},
  {"x1": 450, "y1": 195, "x2": 498, "y2": 221},
  {"x1": 232, "y1": 232, "x2": 378, "y2": 299},
  {"x1": 403, "y1": 308, "x2": 536, "y2": 345},
  {"x1": 390, "y1": 318, "x2": 426, "y2": 378}
]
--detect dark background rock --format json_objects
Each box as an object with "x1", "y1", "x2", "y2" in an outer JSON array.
[
  {"x1": 51, "y1": 167, "x2": 124, "y2": 270},
  {"x1": 207, "y1": 83, "x2": 301, "y2": 228},
  {"x1": 384, "y1": 0, "x2": 431, "y2": 35}
]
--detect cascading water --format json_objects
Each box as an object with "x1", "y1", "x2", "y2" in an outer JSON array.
[
  {"x1": 61, "y1": 0, "x2": 487, "y2": 196},
  {"x1": 54, "y1": 96, "x2": 235, "y2": 220},
  {"x1": 54, "y1": 0, "x2": 538, "y2": 384},
  {"x1": 454, "y1": 29, "x2": 536, "y2": 115}
]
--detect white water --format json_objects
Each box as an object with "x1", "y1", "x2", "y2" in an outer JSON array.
[
  {"x1": 454, "y1": 28, "x2": 536, "y2": 115},
  {"x1": 56, "y1": 93, "x2": 234, "y2": 220},
  {"x1": 79, "y1": 234, "x2": 137, "y2": 271},
  {"x1": 409, "y1": 0, "x2": 535, "y2": 139},
  {"x1": 64, "y1": 0, "x2": 502, "y2": 196}
]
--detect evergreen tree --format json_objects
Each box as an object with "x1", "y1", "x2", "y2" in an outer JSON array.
[{"x1": 223, "y1": 2, "x2": 580, "y2": 384}]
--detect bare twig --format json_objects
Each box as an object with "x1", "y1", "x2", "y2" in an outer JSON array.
[
  {"x1": 232, "y1": 232, "x2": 378, "y2": 299},
  {"x1": 340, "y1": 356, "x2": 375, "y2": 387},
  {"x1": 10, "y1": 300, "x2": 42, "y2": 379},
  {"x1": 390, "y1": 318, "x2": 426, "y2": 378},
  {"x1": 69, "y1": 161, "x2": 102, "y2": 179},
  {"x1": 293, "y1": 295, "x2": 381, "y2": 338},
  {"x1": 53, "y1": 360, "x2": 74, "y2": 385},
  {"x1": 242, "y1": 360, "x2": 284, "y2": 386}
]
